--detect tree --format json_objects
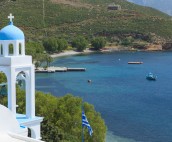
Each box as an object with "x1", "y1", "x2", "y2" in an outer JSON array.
[
  {"x1": 121, "y1": 36, "x2": 134, "y2": 46},
  {"x1": 36, "y1": 94, "x2": 106, "y2": 142},
  {"x1": 26, "y1": 42, "x2": 45, "y2": 62},
  {"x1": 72, "y1": 36, "x2": 88, "y2": 51},
  {"x1": 91, "y1": 37, "x2": 106, "y2": 50},
  {"x1": 0, "y1": 87, "x2": 107, "y2": 142},
  {"x1": 0, "y1": 72, "x2": 7, "y2": 83},
  {"x1": 56, "y1": 39, "x2": 68, "y2": 52},
  {"x1": 35, "y1": 61, "x2": 40, "y2": 69},
  {"x1": 34, "y1": 53, "x2": 46, "y2": 67},
  {"x1": 34, "y1": 53, "x2": 53, "y2": 69},
  {"x1": 0, "y1": 73, "x2": 7, "y2": 100},
  {"x1": 43, "y1": 38, "x2": 58, "y2": 53},
  {"x1": 43, "y1": 38, "x2": 68, "y2": 53},
  {"x1": 26, "y1": 42, "x2": 44, "y2": 55},
  {"x1": 45, "y1": 54, "x2": 53, "y2": 67}
]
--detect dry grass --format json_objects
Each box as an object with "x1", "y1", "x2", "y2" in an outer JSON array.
[{"x1": 50, "y1": 0, "x2": 93, "y2": 8}]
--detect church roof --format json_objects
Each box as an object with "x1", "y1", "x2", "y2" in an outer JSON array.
[{"x1": 0, "y1": 22, "x2": 24, "y2": 40}]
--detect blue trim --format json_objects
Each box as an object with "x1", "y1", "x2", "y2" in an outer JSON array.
[{"x1": 20, "y1": 125, "x2": 26, "y2": 129}]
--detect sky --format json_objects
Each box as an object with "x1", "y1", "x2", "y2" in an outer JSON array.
[{"x1": 127, "y1": 0, "x2": 172, "y2": 16}]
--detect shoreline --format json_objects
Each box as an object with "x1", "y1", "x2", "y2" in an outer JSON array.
[
  {"x1": 50, "y1": 45, "x2": 163, "y2": 59},
  {"x1": 49, "y1": 46, "x2": 127, "y2": 58},
  {"x1": 50, "y1": 49, "x2": 96, "y2": 58}
]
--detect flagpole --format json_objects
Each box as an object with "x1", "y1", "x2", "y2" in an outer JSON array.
[
  {"x1": 82, "y1": 124, "x2": 84, "y2": 142},
  {"x1": 82, "y1": 101, "x2": 84, "y2": 142},
  {"x1": 81, "y1": 100, "x2": 93, "y2": 141}
]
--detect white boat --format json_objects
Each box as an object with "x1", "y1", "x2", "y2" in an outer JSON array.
[{"x1": 146, "y1": 72, "x2": 157, "y2": 81}]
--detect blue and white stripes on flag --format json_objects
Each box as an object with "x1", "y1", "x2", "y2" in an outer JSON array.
[{"x1": 82, "y1": 111, "x2": 93, "y2": 136}]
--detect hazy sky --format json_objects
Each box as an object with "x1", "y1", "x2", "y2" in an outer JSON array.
[{"x1": 127, "y1": 0, "x2": 172, "y2": 16}]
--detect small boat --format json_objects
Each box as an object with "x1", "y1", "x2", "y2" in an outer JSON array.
[{"x1": 146, "y1": 72, "x2": 157, "y2": 80}]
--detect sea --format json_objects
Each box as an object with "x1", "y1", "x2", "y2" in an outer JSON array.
[{"x1": 35, "y1": 51, "x2": 172, "y2": 142}]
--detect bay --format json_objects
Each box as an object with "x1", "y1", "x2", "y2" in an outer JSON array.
[{"x1": 36, "y1": 51, "x2": 172, "y2": 142}]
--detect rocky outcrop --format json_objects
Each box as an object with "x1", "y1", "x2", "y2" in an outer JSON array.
[
  {"x1": 133, "y1": 44, "x2": 147, "y2": 50},
  {"x1": 162, "y1": 42, "x2": 172, "y2": 50},
  {"x1": 146, "y1": 44, "x2": 162, "y2": 51}
]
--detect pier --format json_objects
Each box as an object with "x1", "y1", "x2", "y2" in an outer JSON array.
[
  {"x1": 35, "y1": 70, "x2": 55, "y2": 73},
  {"x1": 128, "y1": 62, "x2": 143, "y2": 64},
  {"x1": 49, "y1": 66, "x2": 67, "y2": 72},
  {"x1": 35, "y1": 66, "x2": 86, "y2": 73},
  {"x1": 67, "y1": 68, "x2": 86, "y2": 71}
]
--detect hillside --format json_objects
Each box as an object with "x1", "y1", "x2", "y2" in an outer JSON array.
[
  {"x1": 0, "y1": 0, "x2": 172, "y2": 43},
  {"x1": 127, "y1": 0, "x2": 172, "y2": 16}
]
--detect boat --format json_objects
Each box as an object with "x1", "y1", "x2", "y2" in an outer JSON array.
[
  {"x1": 146, "y1": 72, "x2": 157, "y2": 80},
  {"x1": 128, "y1": 62, "x2": 143, "y2": 64}
]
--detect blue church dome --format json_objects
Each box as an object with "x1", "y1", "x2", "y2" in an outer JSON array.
[{"x1": 0, "y1": 22, "x2": 24, "y2": 40}]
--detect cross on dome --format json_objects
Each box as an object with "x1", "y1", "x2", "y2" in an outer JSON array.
[{"x1": 8, "y1": 13, "x2": 14, "y2": 22}]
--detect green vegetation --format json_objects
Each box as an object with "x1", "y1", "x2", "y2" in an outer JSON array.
[
  {"x1": 0, "y1": 73, "x2": 107, "y2": 142},
  {"x1": 121, "y1": 36, "x2": 134, "y2": 46},
  {"x1": 71, "y1": 36, "x2": 88, "y2": 51},
  {"x1": 91, "y1": 37, "x2": 106, "y2": 50},
  {"x1": 0, "y1": 0, "x2": 172, "y2": 44},
  {"x1": 43, "y1": 38, "x2": 68, "y2": 53},
  {"x1": 43, "y1": 38, "x2": 59, "y2": 53},
  {"x1": 25, "y1": 41, "x2": 53, "y2": 68},
  {"x1": 0, "y1": 72, "x2": 7, "y2": 83},
  {"x1": 26, "y1": 42, "x2": 44, "y2": 59}
]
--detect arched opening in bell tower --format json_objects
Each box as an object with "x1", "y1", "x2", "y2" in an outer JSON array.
[
  {"x1": 19, "y1": 43, "x2": 22, "y2": 55},
  {"x1": 9, "y1": 43, "x2": 14, "y2": 55},
  {"x1": 0, "y1": 44, "x2": 3, "y2": 56},
  {"x1": 16, "y1": 71, "x2": 26, "y2": 114}
]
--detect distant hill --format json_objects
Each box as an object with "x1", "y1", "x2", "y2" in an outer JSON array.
[
  {"x1": 0, "y1": 0, "x2": 172, "y2": 42},
  {"x1": 127, "y1": 0, "x2": 172, "y2": 16}
]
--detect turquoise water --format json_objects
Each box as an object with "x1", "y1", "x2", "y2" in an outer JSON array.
[{"x1": 36, "y1": 51, "x2": 172, "y2": 142}]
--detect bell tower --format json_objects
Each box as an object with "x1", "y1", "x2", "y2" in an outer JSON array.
[{"x1": 0, "y1": 14, "x2": 43, "y2": 140}]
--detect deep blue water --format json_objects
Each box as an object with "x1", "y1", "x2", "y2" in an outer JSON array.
[{"x1": 36, "y1": 51, "x2": 172, "y2": 142}]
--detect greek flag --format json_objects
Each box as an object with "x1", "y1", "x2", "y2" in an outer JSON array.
[{"x1": 82, "y1": 111, "x2": 93, "y2": 136}]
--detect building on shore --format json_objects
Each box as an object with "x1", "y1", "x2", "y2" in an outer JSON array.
[{"x1": 107, "y1": 3, "x2": 121, "y2": 10}]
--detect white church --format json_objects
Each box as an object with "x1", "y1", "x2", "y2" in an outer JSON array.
[{"x1": 0, "y1": 14, "x2": 43, "y2": 141}]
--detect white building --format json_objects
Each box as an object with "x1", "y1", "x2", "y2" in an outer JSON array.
[{"x1": 0, "y1": 14, "x2": 43, "y2": 141}]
